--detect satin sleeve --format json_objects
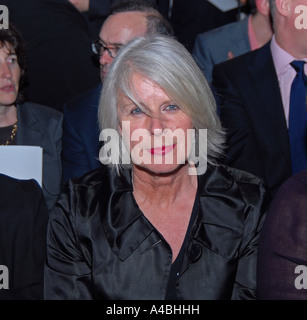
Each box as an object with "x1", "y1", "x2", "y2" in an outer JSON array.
[
  {"x1": 229, "y1": 172, "x2": 269, "y2": 300},
  {"x1": 44, "y1": 182, "x2": 93, "y2": 300}
]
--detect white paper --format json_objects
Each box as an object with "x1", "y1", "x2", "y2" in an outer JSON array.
[
  {"x1": 0, "y1": 145, "x2": 43, "y2": 187},
  {"x1": 207, "y1": 0, "x2": 239, "y2": 12}
]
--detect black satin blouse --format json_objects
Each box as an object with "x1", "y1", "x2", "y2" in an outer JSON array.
[{"x1": 44, "y1": 164, "x2": 269, "y2": 300}]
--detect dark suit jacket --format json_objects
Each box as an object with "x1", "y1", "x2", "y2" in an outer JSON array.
[
  {"x1": 257, "y1": 169, "x2": 307, "y2": 300},
  {"x1": 17, "y1": 102, "x2": 63, "y2": 210},
  {"x1": 0, "y1": 174, "x2": 49, "y2": 300},
  {"x1": 170, "y1": 0, "x2": 238, "y2": 52},
  {"x1": 3, "y1": 0, "x2": 100, "y2": 111},
  {"x1": 62, "y1": 84, "x2": 102, "y2": 183},
  {"x1": 85, "y1": 0, "x2": 113, "y2": 40},
  {"x1": 193, "y1": 16, "x2": 250, "y2": 84},
  {"x1": 212, "y1": 42, "x2": 292, "y2": 198}
]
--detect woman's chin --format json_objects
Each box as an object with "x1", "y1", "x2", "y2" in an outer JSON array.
[{"x1": 133, "y1": 162, "x2": 187, "y2": 176}]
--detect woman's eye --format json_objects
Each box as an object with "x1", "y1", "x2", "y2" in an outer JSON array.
[
  {"x1": 164, "y1": 104, "x2": 179, "y2": 111},
  {"x1": 7, "y1": 57, "x2": 17, "y2": 64},
  {"x1": 131, "y1": 107, "x2": 143, "y2": 115}
]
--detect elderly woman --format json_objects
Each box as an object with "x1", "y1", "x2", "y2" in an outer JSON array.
[
  {"x1": 44, "y1": 34, "x2": 268, "y2": 300},
  {"x1": 0, "y1": 24, "x2": 62, "y2": 210}
]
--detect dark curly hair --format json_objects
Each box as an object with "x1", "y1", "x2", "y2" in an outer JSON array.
[{"x1": 0, "y1": 23, "x2": 26, "y2": 103}]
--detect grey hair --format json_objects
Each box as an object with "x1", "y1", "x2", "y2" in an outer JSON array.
[
  {"x1": 98, "y1": 34, "x2": 225, "y2": 174},
  {"x1": 269, "y1": 0, "x2": 276, "y2": 25}
]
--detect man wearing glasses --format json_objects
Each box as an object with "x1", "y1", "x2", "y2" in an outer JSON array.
[{"x1": 62, "y1": 0, "x2": 173, "y2": 183}]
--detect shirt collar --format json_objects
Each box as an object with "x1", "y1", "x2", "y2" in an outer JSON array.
[
  {"x1": 271, "y1": 34, "x2": 307, "y2": 76},
  {"x1": 270, "y1": 34, "x2": 297, "y2": 77}
]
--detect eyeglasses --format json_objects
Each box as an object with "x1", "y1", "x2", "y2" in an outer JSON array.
[{"x1": 91, "y1": 39, "x2": 122, "y2": 59}]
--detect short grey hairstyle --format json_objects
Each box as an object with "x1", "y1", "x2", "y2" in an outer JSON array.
[
  {"x1": 98, "y1": 34, "x2": 225, "y2": 174},
  {"x1": 269, "y1": 0, "x2": 276, "y2": 25}
]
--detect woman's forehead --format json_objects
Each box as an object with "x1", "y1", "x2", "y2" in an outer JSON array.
[{"x1": 0, "y1": 41, "x2": 15, "y2": 54}]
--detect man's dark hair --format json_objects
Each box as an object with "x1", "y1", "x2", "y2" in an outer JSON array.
[
  {"x1": 110, "y1": 0, "x2": 174, "y2": 36},
  {"x1": 247, "y1": 0, "x2": 257, "y2": 15},
  {"x1": 0, "y1": 23, "x2": 26, "y2": 103}
]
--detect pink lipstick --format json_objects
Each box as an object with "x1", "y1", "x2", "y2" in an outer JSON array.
[{"x1": 149, "y1": 144, "x2": 176, "y2": 155}]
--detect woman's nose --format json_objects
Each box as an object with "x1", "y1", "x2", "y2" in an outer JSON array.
[
  {"x1": 148, "y1": 116, "x2": 165, "y2": 136},
  {"x1": 0, "y1": 63, "x2": 12, "y2": 79}
]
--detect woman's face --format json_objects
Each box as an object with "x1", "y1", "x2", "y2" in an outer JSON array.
[
  {"x1": 117, "y1": 72, "x2": 194, "y2": 175},
  {"x1": 0, "y1": 42, "x2": 20, "y2": 108}
]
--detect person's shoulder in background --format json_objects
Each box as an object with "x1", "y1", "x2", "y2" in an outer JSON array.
[
  {"x1": 193, "y1": 16, "x2": 250, "y2": 83},
  {"x1": 0, "y1": 174, "x2": 49, "y2": 300}
]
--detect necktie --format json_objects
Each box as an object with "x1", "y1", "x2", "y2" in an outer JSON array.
[{"x1": 289, "y1": 60, "x2": 307, "y2": 174}]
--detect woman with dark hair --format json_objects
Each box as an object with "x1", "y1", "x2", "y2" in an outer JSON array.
[
  {"x1": 0, "y1": 24, "x2": 26, "y2": 104},
  {"x1": 0, "y1": 24, "x2": 62, "y2": 211}
]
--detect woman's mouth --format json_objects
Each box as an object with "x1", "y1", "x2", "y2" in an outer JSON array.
[
  {"x1": 149, "y1": 144, "x2": 176, "y2": 155},
  {"x1": 0, "y1": 85, "x2": 14, "y2": 93}
]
